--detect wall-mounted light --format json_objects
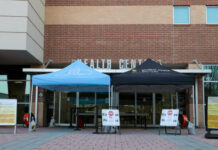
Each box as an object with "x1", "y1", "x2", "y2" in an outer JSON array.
[
  {"x1": 157, "y1": 59, "x2": 162, "y2": 65},
  {"x1": 44, "y1": 59, "x2": 53, "y2": 68}
]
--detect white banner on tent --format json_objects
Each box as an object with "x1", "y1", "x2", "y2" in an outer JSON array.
[
  {"x1": 160, "y1": 109, "x2": 179, "y2": 127},
  {"x1": 102, "y1": 109, "x2": 120, "y2": 126},
  {"x1": 0, "y1": 99, "x2": 17, "y2": 134}
]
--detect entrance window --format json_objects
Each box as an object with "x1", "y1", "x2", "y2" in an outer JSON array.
[
  {"x1": 0, "y1": 74, "x2": 31, "y2": 124},
  {"x1": 79, "y1": 93, "x2": 95, "y2": 124},
  {"x1": 204, "y1": 65, "x2": 218, "y2": 81},
  {"x1": 119, "y1": 93, "x2": 135, "y2": 126},
  {"x1": 119, "y1": 93, "x2": 135, "y2": 114},
  {"x1": 156, "y1": 93, "x2": 177, "y2": 124},
  {"x1": 51, "y1": 92, "x2": 109, "y2": 125},
  {"x1": 96, "y1": 92, "x2": 109, "y2": 113},
  {"x1": 137, "y1": 93, "x2": 153, "y2": 125},
  {"x1": 204, "y1": 65, "x2": 218, "y2": 97},
  {"x1": 0, "y1": 75, "x2": 8, "y2": 98}
]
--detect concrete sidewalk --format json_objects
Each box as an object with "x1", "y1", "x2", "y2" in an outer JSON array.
[{"x1": 0, "y1": 127, "x2": 217, "y2": 150}]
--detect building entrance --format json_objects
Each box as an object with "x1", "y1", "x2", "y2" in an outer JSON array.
[
  {"x1": 48, "y1": 91, "x2": 187, "y2": 127},
  {"x1": 118, "y1": 92, "x2": 186, "y2": 127}
]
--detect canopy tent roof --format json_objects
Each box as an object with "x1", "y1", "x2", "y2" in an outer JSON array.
[
  {"x1": 112, "y1": 59, "x2": 194, "y2": 93},
  {"x1": 32, "y1": 60, "x2": 110, "y2": 92}
]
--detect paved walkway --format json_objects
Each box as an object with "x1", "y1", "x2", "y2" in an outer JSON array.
[{"x1": 0, "y1": 127, "x2": 218, "y2": 150}]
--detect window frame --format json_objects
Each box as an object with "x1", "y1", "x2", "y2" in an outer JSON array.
[
  {"x1": 173, "y1": 6, "x2": 190, "y2": 25},
  {"x1": 206, "y1": 6, "x2": 218, "y2": 24}
]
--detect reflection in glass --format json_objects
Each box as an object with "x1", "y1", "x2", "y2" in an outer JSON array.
[
  {"x1": 0, "y1": 75, "x2": 8, "y2": 98},
  {"x1": 17, "y1": 104, "x2": 29, "y2": 124},
  {"x1": 204, "y1": 65, "x2": 218, "y2": 100},
  {"x1": 60, "y1": 92, "x2": 74, "y2": 124},
  {"x1": 156, "y1": 93, "x2": 172, "y2": 124},
  {"x1": 204, "y1": 65, "x2": 218, "y2": 81},
  {"x1": 119, "y1": 93, "x2": 135, "y2": 126},
  {"x1": 137, "y1": 93, "x2": 153, "y2": 125},
  {"x1": 25, "y1": 75, "x2": 30, "y2": 102},
  {"x1": 0, "y1": 75, "x2": 30, "y2": 125},
  {"x1": 205, "y1": 83, "x2": 218, "y2": 96},
  {"x1": 119, "y1": 93, "x2": 134, "y2": 114}
]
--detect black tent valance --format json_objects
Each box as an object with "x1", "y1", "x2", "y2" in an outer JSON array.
[{"x1": 112, "y1": 59, "x2": 194, "y2": 92}]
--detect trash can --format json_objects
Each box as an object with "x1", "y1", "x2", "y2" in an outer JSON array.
[
  {"x1": 188, "y1": 122, "x2": 195, "y2": 135},
  {"x1": 78, "y1": 116, "x2": 83, "y2": 128}
]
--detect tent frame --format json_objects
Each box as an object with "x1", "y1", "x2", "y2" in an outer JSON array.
[{"x1": 29, "y1": 85, "x2": 112, "y2": 132}]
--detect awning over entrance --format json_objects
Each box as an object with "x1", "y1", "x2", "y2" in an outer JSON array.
[
  {"x1": 32, "y1": 60, "x2": 110, "y2": 92},
  {"x1": 112, "y1": 59, "x2": 195, "y2": 93}
]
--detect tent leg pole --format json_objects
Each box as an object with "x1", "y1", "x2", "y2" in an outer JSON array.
[
  {"x1": 75, "y1": 92, "x2": 80, "y2": 130},
  {"x1": 53, "y1": 92, "x2": 56, "y2": 121},
  {"x1": 35, "y1": 86, "x2": 38, "y2": 126},
  {"x1": 59, "y1": 92, "x2": 61, "y2": 124},
  {"x1": 109, "y1": 86, "x2": 111, "y2": 109},
  {"x1": 111, "y1": 85, "x2": 113, "y2": 108},
  {"x1": 135, "y1": 92, "x2": 137, "y2": 128},
  {"x1": 29, "y1": 84, "x2": 33, "y2": 131},
  {"x1": 94, "y1": 92, "x2": 96, "y2": 125},
  {"x1": 93, "y1": 93, "x2": 98, "y2": 134}
]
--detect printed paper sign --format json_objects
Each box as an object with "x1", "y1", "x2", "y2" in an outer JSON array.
[
  {"x1": 0, "y1": 99, "x2": 17, "y2": 125},
  {"x1": 207, "y1": 97, "x2": 218, "y2": 129},
  {"x1": 102, "y1": 109, "x2": 120, "y2": 126},
  {"x1": 160, "y1": 109, "x2": 179, "y2": 127}
]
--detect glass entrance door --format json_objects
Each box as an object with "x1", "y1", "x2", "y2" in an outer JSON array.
[
  {"x1": 137, "y1": 93, "x2": 153, "y2": 126},
  {"x1": 119, "y1": 93, "x2": 135, "y2": 127}
]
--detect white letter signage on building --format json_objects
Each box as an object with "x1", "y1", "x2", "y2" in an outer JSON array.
[
  {"x1": 0, "y1": 99, "x2": 17, "y2": 134},
  {"x1": 78, "y1": 58, "x2": 151, "y2": 69},
  {"x1": 160, "y1": 109, "x2": 179, "y2": 127},
  {"x1": 102, "y1": 109, "x2": 120, "y2": 126}
]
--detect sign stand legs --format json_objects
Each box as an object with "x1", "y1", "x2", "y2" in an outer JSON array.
[
  {"x1": 164, "y1": 126, "x2": 181, "y2": 135},
  {"x1": 159, "y1": 126, "x2": 181, "y2": 135},
  {"x1": 159, "y1": 109, "x2": 181, "y2": 135}
]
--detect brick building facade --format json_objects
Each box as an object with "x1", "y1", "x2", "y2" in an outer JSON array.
[{"x1": 1, "y1": 0, "x2": 218, "y2": 128}]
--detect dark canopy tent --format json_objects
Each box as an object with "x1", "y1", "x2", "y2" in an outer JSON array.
[{"x1": 112, "y1": 59, "x2": 194, "y2": 93}]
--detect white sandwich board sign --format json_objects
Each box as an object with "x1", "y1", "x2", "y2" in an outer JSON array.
[
  {"x1": 0, "y1": 99, "x2": 17, "y2": 134},
  {"x1": 102, "y1": 109, "x2": 120, "y2": 126},
  {"x1": 160, "y1": 109, "x2": 179, "y2": 127}
]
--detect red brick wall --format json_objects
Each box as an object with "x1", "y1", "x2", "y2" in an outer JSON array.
[
  {"x1": 173, "y1": 25, "x2": 218, "y2": 64},
  {"x1": 46, "y1": 0, "x2": 218, "y2": 6},
  {"x1": 44, "y1": 25, "x2": 218, "y2": 65}
]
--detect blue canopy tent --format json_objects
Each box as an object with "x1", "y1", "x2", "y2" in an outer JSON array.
[
  {"x1": 32, "y1": 60, "x2": 110, "y2": 92},
  {"x1": 29, "y1": 60, "x2": 110, "y2": 131}
]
